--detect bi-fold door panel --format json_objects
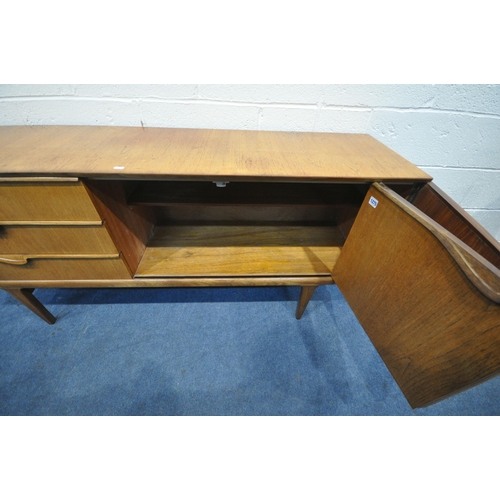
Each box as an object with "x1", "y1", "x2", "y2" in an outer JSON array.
[
  {"x1": 332, "y1": 182, "x2": 500, "y2": 408},
  {"x1": 411, "y1": 182, "x2": 500, "y2": 270}
]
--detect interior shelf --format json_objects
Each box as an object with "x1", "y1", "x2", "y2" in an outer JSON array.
[
  {"x1": 127, "y1": 181, "x2": 367, "y2": 206},
  {"x1": 126, "y1": 180, "x2": 369, "y2": 226},
  {"x1": 135, "y1": 224, "x2": 345, "y2": 278}
]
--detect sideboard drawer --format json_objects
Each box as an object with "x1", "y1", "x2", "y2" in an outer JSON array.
[
  {"x1": 0, "y1": 256, "x2": 130, "y2": 281},
  {"x1": 0, "y1": 224, "x2": 118, "y2": 256},
  {"x1": 0, "y1": 180, "x2": 102, "y2": 223}
]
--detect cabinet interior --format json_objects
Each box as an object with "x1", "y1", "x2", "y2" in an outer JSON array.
[
  {"x1": 87, "y1": 178, "x2": 500, "y2": 281},
  {"x1": 7, "y1": 176, "x2": 495, "y2": 280},
  {"x1": 120, "y1": 180, "x2": 377, "y2": 279}
]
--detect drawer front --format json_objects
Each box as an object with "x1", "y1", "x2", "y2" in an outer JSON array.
[
  {"x1": 0, "y1": 224, "x2": 118, "y2": 256},
  {"x1": 0, "y1": 256, "x2": 130, "y2": 281},
  {"x1": 0, "y1": 180, "x2": 102, "y2": 223}
]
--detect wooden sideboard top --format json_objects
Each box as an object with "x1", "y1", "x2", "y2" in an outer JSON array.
[{"x1": 0, "y1": 126, "x2": 432, "y2": 182}]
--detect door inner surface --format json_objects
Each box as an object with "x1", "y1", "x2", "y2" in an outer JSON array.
[{"x1": 332, "y1": 183, "x2": 500, "y2": 408}]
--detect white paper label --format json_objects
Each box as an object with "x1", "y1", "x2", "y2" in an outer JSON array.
[{"x1": 369, "y1": 196, "x2": 379, "y2": 208}]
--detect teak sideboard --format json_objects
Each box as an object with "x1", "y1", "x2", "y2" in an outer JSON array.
[{"x1": 1, "y1": 126, "x2": 499, "y2": 408}]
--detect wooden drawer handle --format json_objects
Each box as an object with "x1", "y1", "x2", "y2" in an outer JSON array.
[
  {"x1": 0, "y1": 256, "x2": 29, "y2": 265},
  {"x1": 375, "y1": 183, "x2": 500, "y2": 304}
]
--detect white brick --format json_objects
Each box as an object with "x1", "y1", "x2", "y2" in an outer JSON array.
[
  {"x1": 421, "y1": 167, "x2": 500, "y2": 209},
  {"x1": 315, "y1": 108, "x2": 372, "y2": 133},
  {"x1": 1, "y1": 85, "x2": 499, "y2": 222},
  {"x1": 0, "y1": 98, "x2": 260, "y2": 130},
  {"x1": 137, "y1": 101, "x2": 259, "y2": 130},
  {"x1": 73, "y1": 84, "x2": 198, "y2": 99},
  {"x1": 6, "y1": 98, "x2": 140, "y2": 126},
  {"x1": 465, "y1": 210, "x2": 500, "y2": 242},
  {"x1": 0, "y1": 84, "x2": 74, "y2": 97},
  {"x1": 368, "y1": 110, "x2": 500, "y2": 169},
  {"x1": 199, "y1": 84, "x2": 322, "y2": 104},
  {"x1": 0, "y1": 100, "x2": 23, "y2": 125},
  {"x1": 322, "y1": 84, "x2": 500, "y2": 115},
  {"x1": 432, "y1": 85, "x2": 500, "y2": 115},
  {"x1": 259, "y1": 107, "x2": 317, "y2": 132},
  {"x1": 322, "y1": 84, "x2": 438, "y2": 108}
]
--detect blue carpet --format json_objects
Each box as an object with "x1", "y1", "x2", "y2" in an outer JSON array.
[{"x1": 1, "y1": 285, "x2": 499, "y2": 415}]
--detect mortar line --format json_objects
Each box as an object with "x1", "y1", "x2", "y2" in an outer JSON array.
[{"x1": 2, "y1": 95, "x2": 499, "y2": 118}]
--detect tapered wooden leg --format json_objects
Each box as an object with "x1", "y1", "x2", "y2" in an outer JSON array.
[
  {"x1": 295, "y1": 286, "x2": 317, "y2": 319},
  {"x1": 5, "y1": 288, "x2": 56, "y2": 324}
]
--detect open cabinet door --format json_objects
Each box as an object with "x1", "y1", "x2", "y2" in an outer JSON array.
[{"x1": 332, "y1": 182, "x2": 500, "y2": 408}]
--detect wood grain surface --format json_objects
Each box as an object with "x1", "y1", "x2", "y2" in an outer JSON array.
[
  {"x1": 0, "y1": 180, "x2": 102, "y2": 223},
  {"x1": 136, "y1": 225, "x2": 344, "y2": 278},
  {"x1": 0, "y1": 256, "x2": 130, "y2": 280},
  {"x1": 0, "y1": 224, "x2": 118, "y2": 256},
  {"x1": 332, "y1": 184, "x2": 500, "y2": 408},
  {"x1": 129, "y1": 180, "x2": 365, "y2": 226},
  {"x1": 0, "y1": 126, "x2": 431, "y2": 182},
  {"x1": 413, "y1": 182, "x2": 500, "y2": 269},
  {"x1": 378, "y1": 183, "x2": 500, "y2": 303},
  {"x1": 128, "y1": 180, "x2": 368, "y2": 206},
  {"x1": 0, "y1": 276, "x2": 334, "y2": 289},
  {"x1": 84, "y1": 179, "x2": 154, "y2": 275}
]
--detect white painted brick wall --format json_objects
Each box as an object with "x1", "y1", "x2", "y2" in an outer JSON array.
[{"x1": 0, "y1": 84, "x2": 499, "y2": 241}]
